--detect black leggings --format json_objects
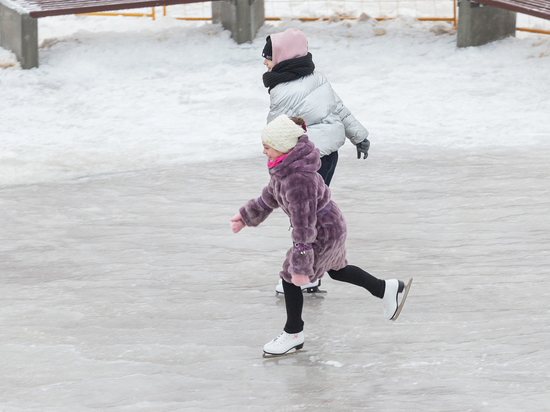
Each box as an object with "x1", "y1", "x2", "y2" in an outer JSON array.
[
  {"x1": 318, "y1": 151, "x2": 339, "y2": 186},
  {"x1": 283, "y1": 265, "x2": 386, "y2": 334}
]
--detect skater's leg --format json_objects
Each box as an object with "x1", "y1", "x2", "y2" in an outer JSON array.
[
  {"x1": 328, "y1": 265, "x2": 385, "y2": 298},
  {"x1": 328, "y1": 266, "x2": 411, "y2": 320},
  {"x1": 318, "y1": 151, "x2": 339, "y2": 186},
  {"x1": 282, "y1": 279, "x2": 304, "y2": 333},
  {"x1": 264, "y1": 280, "x2": 306, "y2": 355}
]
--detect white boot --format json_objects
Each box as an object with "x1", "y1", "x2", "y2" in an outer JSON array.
[
  {"x1": 275, "y1": 278, "x2": 320, "y2": 294},
  {"x1": 383, "y1": 279, "x2": 405, "y2": 320},
  {"x1": 263, "y1": 331, "x2": 305, "y2": 355}
]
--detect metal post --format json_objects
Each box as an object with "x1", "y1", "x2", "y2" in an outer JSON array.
[
  {"x1": 212, "y1": 0, "x2": 264, "y2": 44},
  {"x1": 457, "y1": 0, "x2": 516, "y2": 47},
  {"x1": 0, "y1": 2, "x2": 38, "y2": 69}
]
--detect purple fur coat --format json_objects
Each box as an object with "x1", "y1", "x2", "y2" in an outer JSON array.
[{"x1": 239, "y1": 135, "x2": 348, "y2": 283}]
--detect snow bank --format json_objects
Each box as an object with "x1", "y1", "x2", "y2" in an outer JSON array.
[{"x1": 1, "y1": 15, "x2": 549, "y2": 186}]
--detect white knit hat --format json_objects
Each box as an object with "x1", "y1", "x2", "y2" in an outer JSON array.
[{"x1": 261, "y1": 115, "x2": 304, "y2": 153}]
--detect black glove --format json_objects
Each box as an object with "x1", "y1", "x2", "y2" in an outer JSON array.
[{"x1": 356, "y1": 139, "x2": 370, "y2": 159}]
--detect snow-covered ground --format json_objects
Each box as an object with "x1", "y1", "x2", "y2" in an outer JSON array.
[
  {"x1": 1, "y1": 14, "x2": 550, "y2": 186},
  {"x1": 1, "y1": 12, "x2": 550, "y2": 412}
]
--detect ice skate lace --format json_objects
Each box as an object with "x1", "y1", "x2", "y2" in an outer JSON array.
[{"x1": 272, "y1": 332, "x2": 301, "y2": 346}]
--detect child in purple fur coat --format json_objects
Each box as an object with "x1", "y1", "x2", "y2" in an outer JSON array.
[{"x1": 230, "y1": 115, "x2": 411, "y2": 356}]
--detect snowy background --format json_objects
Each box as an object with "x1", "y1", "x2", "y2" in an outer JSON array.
[
  {"x1": 1, "y1": 9, "x2": 550, "y2": 412},
  {"x1": 1, "y1": 13, "x2": 550, "y2": 186}
]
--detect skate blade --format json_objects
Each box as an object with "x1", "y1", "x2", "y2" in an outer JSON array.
[
  {"x1": 276, "y1": 292, "x2": 325, "y2": 300},
  {"x1": 303, "y1": 287, "x2": 327, "y2": 294},
  {"x1": 262, "y1": 344, "x2": 304, "y2": 358},
  {"x1": 275, "y1": 288, "x2": 327, "y2": 296},
  {"x1": 391, "y1": 278, "x2": 413, "y2": 321}
]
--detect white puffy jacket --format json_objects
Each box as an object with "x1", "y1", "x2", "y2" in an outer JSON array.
[{"x1": 267, "y1": 71, "x2": 369, "y2": 157}]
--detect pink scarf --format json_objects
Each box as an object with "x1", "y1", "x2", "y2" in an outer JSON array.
[{"x1": 268, "y1": 152, "x2": 291, "y2": 168}]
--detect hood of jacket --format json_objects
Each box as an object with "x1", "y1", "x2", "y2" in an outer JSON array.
[
  {"x1": 270, "y1": 29, "x2": 308, "y2": 66},
  {"x1": 269, "y1": 135, "x2": 320, "y2": 178}
]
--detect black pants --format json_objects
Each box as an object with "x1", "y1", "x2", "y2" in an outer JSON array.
[
  {"x1": 318, "y1": 151, "x2": 339, "y2": 186},
  {"x1": 283, "y1": 265, "x2": 386, "y2": 334}
]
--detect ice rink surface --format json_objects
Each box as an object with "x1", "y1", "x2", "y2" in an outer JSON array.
[
  {"x1": 1, "y1": 145, "x2": 549, "y2": 411},
  {"x1": 2, "y1": 9, "x2": 550, "y2": 411}
]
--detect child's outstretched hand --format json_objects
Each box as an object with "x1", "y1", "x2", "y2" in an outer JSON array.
[
  {"x1": 291, "y1": 274, "x2": 310, "y2": 287},
  {"x1": 230, "y1": 212, "x2": 246, "y2": 233}
]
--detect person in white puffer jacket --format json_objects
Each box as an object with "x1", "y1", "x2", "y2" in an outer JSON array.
[
  {"x1": 262, "y1": 28, "x2": 371, "y2": 295},
  {"x1": 262, "y1": 28, "x2": 371, "y2": 187}
]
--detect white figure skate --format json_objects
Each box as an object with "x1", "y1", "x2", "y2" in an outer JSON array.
[
  {"x1": 383, "y1": 278, "x2": 413, "y2": 321},
  {"x1": 263, "y1": 331, "x2": 305, "y2": 357},
  {"x1": 275, "y1": 278, "x2": 326, "y2": 295}
]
